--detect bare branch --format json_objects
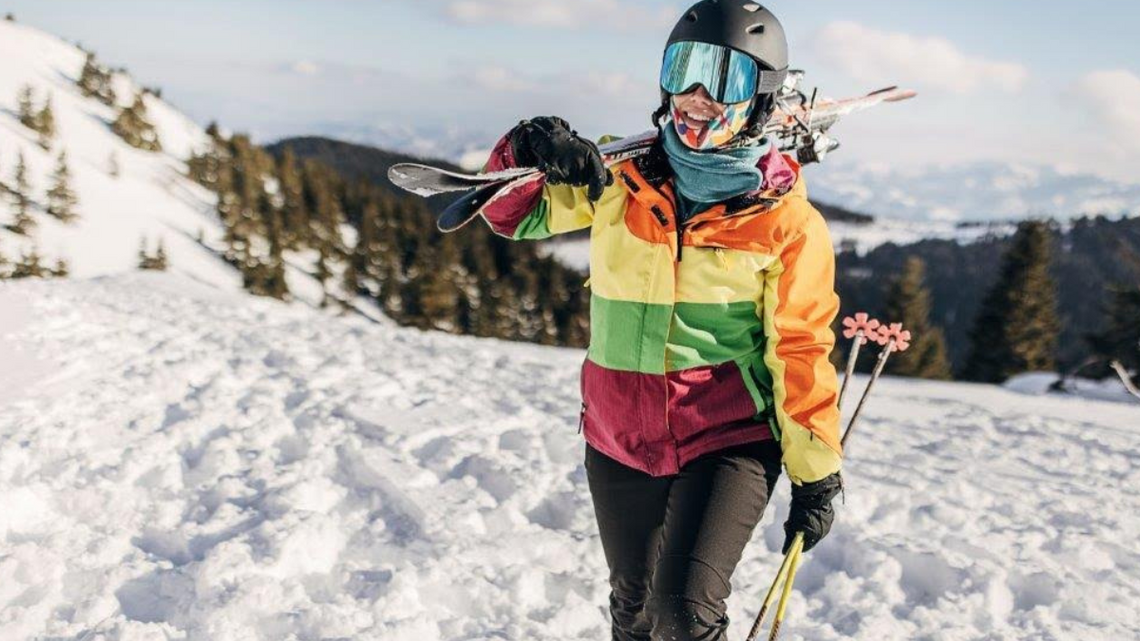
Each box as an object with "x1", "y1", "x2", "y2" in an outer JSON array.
[{"x1": 1110, "y1": 360, "x2": 1140, "y2": 401}]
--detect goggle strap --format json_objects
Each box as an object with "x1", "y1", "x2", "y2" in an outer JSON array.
[{"x1": 757, "y1": 68, "x2": 788, "y2": 94}]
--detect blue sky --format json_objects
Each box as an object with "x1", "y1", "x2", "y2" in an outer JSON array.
[{"x1": 5, "y1": 0, "x2": 1139, "y2": 178}]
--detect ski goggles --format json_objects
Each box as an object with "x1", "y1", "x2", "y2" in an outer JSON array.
[{"x1": 660, "y1": 41, "x2": 787, "y2": 104}]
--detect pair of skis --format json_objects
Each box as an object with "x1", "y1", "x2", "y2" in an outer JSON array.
[
  {"x1": 747, "y1": 313, "x2": 911, "y2": 641},
  {"x1": 387, "y1": 84, "x2": 916, "y2": 232}
]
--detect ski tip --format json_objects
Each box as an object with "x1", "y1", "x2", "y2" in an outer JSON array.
[
  {"x1": 885, "y1": 88, "x2": 918, "y2": 102},
  {"x1": 387, "y1": 163, "x2": 415, "y2": 180},
  {"x1": 387, "y1": 164, "x2": 422, "y2": 196}
]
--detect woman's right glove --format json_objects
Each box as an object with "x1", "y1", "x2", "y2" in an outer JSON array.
[
  {"x1": 508, "y1": 116, "x2": 613, "y2": 201},
  {"x1": 782, "y1": 472, "x2": 842, "y2": 553}
]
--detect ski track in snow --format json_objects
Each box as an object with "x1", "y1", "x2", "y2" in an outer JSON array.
[{"x1": 2, "y1": 275, "x2": 1139, "y2": 640}]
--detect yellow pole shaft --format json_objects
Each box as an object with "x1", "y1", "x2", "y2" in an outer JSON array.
[
  {"x1": 775, "y1": 536, "x2": 802, "y2": 625},
  {"x1": 745, "y1": 533, "x2": 803, "y2": 641}
]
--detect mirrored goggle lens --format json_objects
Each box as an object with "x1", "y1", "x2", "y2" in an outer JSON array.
[
  {"x1": 660, "y1": 41, "x2": 787, "y2": 102},
  {"x1": 661, "y1": 41, "x2": 757, "y2": 103}
]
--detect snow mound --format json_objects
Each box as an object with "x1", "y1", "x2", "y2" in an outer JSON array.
[{"x1": 2, "y1": 274, "x2": 1138, "y2": 640}]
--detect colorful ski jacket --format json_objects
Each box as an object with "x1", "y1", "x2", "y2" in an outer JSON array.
[{"x1": 481, "y1": 134, "x2": 843, "y2": 485}]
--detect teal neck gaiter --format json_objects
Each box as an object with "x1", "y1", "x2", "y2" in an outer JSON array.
[{"x1": 662, "y1": 124, "x2": 770, "y2": 210}]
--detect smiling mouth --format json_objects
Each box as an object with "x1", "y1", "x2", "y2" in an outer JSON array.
[{"x1": 681, "y1": 109, "x2": 717, "y2": 130}]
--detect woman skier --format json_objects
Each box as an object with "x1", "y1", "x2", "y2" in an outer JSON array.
[{"x1": 477, "y1": 2, "x2": 843, "y2": 639}]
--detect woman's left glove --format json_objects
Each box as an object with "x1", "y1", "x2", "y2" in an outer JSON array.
[{"x1": 782, "y1": 472, "x2": 842, "y2": 553}]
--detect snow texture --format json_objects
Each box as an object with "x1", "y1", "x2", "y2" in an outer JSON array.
[{"x1": 2, "y1": 274, "x2": 1139, "y2": 640}]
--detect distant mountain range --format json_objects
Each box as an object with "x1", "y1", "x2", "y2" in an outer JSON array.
[
  {"x1": 265, "y1": 136, "x2": 464, "y2": 214},
  {"x1": 301, "y1": 122, "x2": 496, "y2": 171},
  {"x1": 811, "y1": 160, "x2": 1140, "y2": 224}
]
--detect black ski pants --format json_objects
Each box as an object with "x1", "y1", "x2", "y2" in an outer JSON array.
[{"x1": 585, "y1": 440, "x2": 782, "y2": 641}]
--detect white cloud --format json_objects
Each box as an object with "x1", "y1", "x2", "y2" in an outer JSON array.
[
  {"x1": 291, "y1": 61, "x2": 321, "y2": 76},
  {"x1": 445, "y1": 64, "x2": 657, "y2": 139},
  {"x1": 1073, "y1": 69, "x2": 1140, "y2": 153},
  {"x1": 465, "y1": 65, "x2": 651, "y2": 103},
  {"x1": 472, "y1": 66, "x2": 537, "y2": 93},
  {"x1": 438, "y1": 0, "x2": 676, "y2": 31},
  {"x1": 814, "y1": 21, "x2": 1028, "y2": 94}
]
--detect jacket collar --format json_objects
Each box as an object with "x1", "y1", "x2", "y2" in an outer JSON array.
[{"x1": 626, "y1": 139, "x2": 804, "y2": 219}]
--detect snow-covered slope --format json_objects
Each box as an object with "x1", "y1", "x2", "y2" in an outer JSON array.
[
  {"x1": 0, "y1": 20, "x2": 240, "y2": 287},
  {"x1": 0, "y1": 20, "x2": 356, "y2": 309},
  {"x1": 3, "y1": 274, "x2": 1138, "y2": 640}
]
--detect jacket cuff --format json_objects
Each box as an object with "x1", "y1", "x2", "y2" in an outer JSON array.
[{"x1": 483, "y1": 132, "x2": 520, "y2": 173}]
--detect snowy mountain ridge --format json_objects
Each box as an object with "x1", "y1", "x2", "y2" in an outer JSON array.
[
  {"x1": 0, "y1": 19, "x2": 228, "y2": 281},
  {"x1": 3, "y1": 272, "x2": 1138, "y2": 639},
  {"x1": 812, "y1": 159, "x2": 1140, "y2": 225},
  {"x1": 0, "y1": 19, "x2": 354, "y2": 309}
]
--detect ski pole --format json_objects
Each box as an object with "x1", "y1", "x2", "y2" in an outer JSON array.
[
  {"x1": 769, "y1": 537, "x2": 804, "y2": 641},
  {"x1": 838, "y1": 313, "x2": 881, "y2": 409},
  {"x1": 841, "y1": 323, "x2": 910, "y2": 448},
  {"x1": 745, "y1": 532, "x2": 803, "y2": 641},
  {"x1": 746, "y1": 324, "x2": 910, "y2": 641}
]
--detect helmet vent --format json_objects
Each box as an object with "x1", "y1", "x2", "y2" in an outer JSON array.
[
  {"x1": 742, "y1": 3, "x2": 762, "y2": 12},
  {"x1": 686, "y1": 10, "x2": 698, "y2": 22},
  {"x1": 747, "y1": 23, "x2": 765, "y2": 34}
]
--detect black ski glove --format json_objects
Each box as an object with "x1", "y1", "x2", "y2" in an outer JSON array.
[
  {"x1": 508, "y1": 116, "x2": 613, "y2": 201},
  {"x1": 782, "y1": 472, "x2": 842, "y2": 554}
]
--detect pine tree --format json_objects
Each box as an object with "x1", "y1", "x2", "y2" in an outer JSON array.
[
  {"x1": 418, "y1": 238, "x2": 463, "y2": 331},
  {"x1": 112, "y1": 93, "x2": 162, "y2": 151},
  {"x1": 46, "y1": 151, "x2": 79, "y2": 222},
  {"x1": 302, "y1": 160, "x2": 343, "y2": 307},
  {"x1": 314, "y1": 242, "x2": 332, "y2": 307},
  {"x1": 51, "y1": 258, "x2": 69, "y2": 278},
  {"x1": 882, "y1": 257, "x2": 952, "y2": 379},
  {"x1": 8, "y1": 152, "x2": 34, "y2": 235},
  {"x1": 154, "y1": 240, "x2": 168, "y2": 271},
  {"x1": 187, "y1": 131, "x2": 233, "y2": 192},
  {"x1": 35, "y1": 96, "x2": 56, "y2": 148},
  {"x1": 346, "y1": 198, "x2": 382, "y2": 296},
  {"x1": 10, "y1": 246, "x2": 47, "y2": 279},
  {"x1": 5, "y1": 13, "x2": 14, "y2": 22},
  {"x1": 17, "y1": 85, "x2": 36, "y2": 130},
  {"x1": 137, "y1": 237, "x2": 168, "y2": 271},
  {"x1": 253, "y1": 210, "x2": 288, "y2": 300},
  {"x1": 962, "y1": 221, "x2": 1060, "y2": 382},
  {"x1": 78, "y1": 53, "x2": 116, "y2": 105},
  {"x1": 1088, "y1": 285, "x2": 1140, "y2": 387},
  {"x1": 275, "y1": 148, "x2": 307, "y2": 249}
]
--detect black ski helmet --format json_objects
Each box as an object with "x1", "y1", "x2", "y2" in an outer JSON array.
[{"x1": 656, "y1": 0, "x2": 790, "y2": 137}]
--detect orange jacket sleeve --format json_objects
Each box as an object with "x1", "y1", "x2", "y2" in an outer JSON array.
[{"x1": 761, "y1": 204, "x2": 843, "y2": 485}]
